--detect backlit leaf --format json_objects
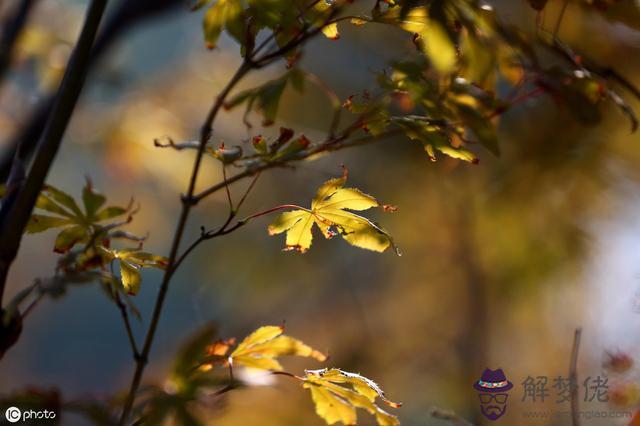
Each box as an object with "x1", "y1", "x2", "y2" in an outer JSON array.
[
  {"x1": 321, "y1": 22, "x2": 340, "y2": 40},
  {"x1": 120, "y1": 260, "x2": 141, "y2": 295},
  {"x1": 418, "y1": 22, "x2": 457, "y2": 74},
  {"x1": 269, "y1": 172, "x2": 398, "y2": 254},
  {"x1": 203, "y1": 0, "x2": 244, "y2": 49},
  {"x1": 303, "y1": 368, "x2": 401, "y2": 426},
  {"x1": 229, "y1": 325, "x2": 326, "y2": 371}
]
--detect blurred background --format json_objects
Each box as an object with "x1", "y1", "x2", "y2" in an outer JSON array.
[{"x1": 1, "y1": 0, "x2": 640, "y2": 424}]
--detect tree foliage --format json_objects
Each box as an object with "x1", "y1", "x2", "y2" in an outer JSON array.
[{"x1": 0, "y1": 0, "x2": 638, "y2": 424}]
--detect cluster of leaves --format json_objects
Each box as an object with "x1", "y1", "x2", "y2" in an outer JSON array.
[
  {"x1": 193, "y1": 0, "x2": 342, "y2": 57},
  {"x1": 268, "y1": 170, "x2": 399, "y2": 254},
  {"x1": 138, "y1": 324, "x2": 400, "y2": 426},
  {"x1": 1, "y1": 180, "x2": 167, "y2": 331},
  {"x1": 194, "y1": 0, "x2": 637, "y2": 171}
]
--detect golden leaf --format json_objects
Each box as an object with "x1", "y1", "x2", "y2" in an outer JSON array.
[{"x1": 268, "y1": 172, "x2": 398, "y2": 254}]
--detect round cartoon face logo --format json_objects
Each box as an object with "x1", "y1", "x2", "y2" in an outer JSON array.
[{"x1": 473, "y1": 368, "x2": 513, "y2": 421}]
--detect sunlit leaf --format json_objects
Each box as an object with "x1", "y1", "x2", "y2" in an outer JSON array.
[
  {"x1": 119, "y1": 260, "x2": 141, "y2": 295},
  {"x1": 321, "y1": 22, "x2": 340, "y2": 40},
  {"x1": 418, "y1": 22, "x2": 457, "y2": 74},
  {"x1": 303, "y1": 368, "x2": 401, "y2": 426},
  {"x1": 202, "y1": 0, "x2": 244, "y2": 49},
  {"x1": 228, "y1": 325, "x2": 326, "y2": 371},
  {"x1": 268, "y1": 172, "x2": 398, "y2": 254}
]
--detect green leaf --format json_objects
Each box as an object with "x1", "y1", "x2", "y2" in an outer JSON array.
[
  {"x1": 35, "y1": 194, "x2": 75, "y2": 218},
  {"x1": 25, "y1": 214, "x2": 73, "y2": 234},
  {"x1": 94, "y1": 206, "x2": 128, "y2": 221},
  {"x1": 455, "y1": 104, "x2": 500, "y2": 155},
  {"x1": 53, "y1": 225, "x2": 87, "y2": 253},
  {"x1": 225, "y1": 71, "x2": 303, "y2": 126},
  {"x1": 43, "y1": 185, "x2": 84, "y2": 218},
  {"x1": 82, "y1": 181, "x2": 106, "y2": 220},
  {"x1": 203, "y1": 0, "x2": 244, "y2": 49}
]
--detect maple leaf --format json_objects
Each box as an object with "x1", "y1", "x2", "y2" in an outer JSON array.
[
  {"x1": 268, "y1": 171, "x2": 399, "y2": 254},
  {"x1": 303, "y1": 368, "x2": 401, "y2": 426},
  {"x1": 202, "y1": 325, "x2": 327, "y2": 372}
]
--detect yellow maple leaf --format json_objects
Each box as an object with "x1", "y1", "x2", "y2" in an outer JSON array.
[
  {"x1": 228, "y1": 325, "x2": 327, "y2": 371},
  {"x1": 268, "y1": 172, "x2": 399, "y2": 254},
  {"x1": 303, "y1": 368, "x2": 401, "y2": 426}
]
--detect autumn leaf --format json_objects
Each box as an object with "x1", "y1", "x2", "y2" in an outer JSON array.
[
  {"x1": 303, "y1": 368, "x2": 401, "y2": 426},
  {"x1": 268, "y1": 171, "x2": 399, "y2": 254},
  {"x1": 21, "y1": 181, "x2": 135, "y2": 253},
  {"x1": 227, "y1": 325, "x2": 327, "y2": 371},
  {"x1": 101, "y1": 248, "x2": 168, "y2": 295}
]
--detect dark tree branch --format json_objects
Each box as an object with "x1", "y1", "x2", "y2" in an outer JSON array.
[
  {"x1": 0, "y1": 0, "x2": 39, "y2": 86},
  {"x1": 0, "y1": 0, "x2": 110, "y2": 305},
  {"x1": 0, "y1": 0, "x2": 186, "y2": 183},
  {"x1": 114, "y1": 292, "x2": 140, "y2": 358},
  {"x1": 118, "y1": 59, "x2": 252, "y2": 425}
]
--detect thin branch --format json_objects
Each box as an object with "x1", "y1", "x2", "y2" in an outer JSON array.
[
  {"x1": 222, "y1": 165, "x2": 234, "y2": 212},
  {"x1": 553, "y1": 0, "x2": 569, "y2": 38},
  {"x1": 235, "y1": 171, "x2": 261, "y2": 212},
  {"x1": 118, "y1": 4, "x2": 353, "y2": 422},
  {"x1": 118, "y1": 60, "x2": 252, "y2": 426},
  {"x1": 115, "y1": 292, "x2": 140, "y2": 358},
  {"x1": 193, "y1": 128, "x2": 402, "y2": 203},
  {"x1": 570, "y1": 327, "x2": 582, "y2": 426},
  {"x1": 0, "y1": 0, "x2": 110, "y2": 306}
]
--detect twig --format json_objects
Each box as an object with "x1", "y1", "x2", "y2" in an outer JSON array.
[
  {"x1": 430, "y1": 407, "x2": 474, "y2": 426},
  {"x1": 118, "y1": 60, "x2": 252, "y2": 425},
  {"x1": 553, "y1": 0, "x2": 569, "y2": 38},
  {"x1": 570, "y1": 327, "x2": 582, "y2": 426},
  {"x1": 0, "y1": 0, "x2": 110, "y2": 306},
  {"x1": 222, "y1": 165, "x2": 234, "y2": 212},
  {"x1": 117, "y1": 4, "x2": 364, "y2": 422},
  {"x1": 115, "y1": 292, "x2": 140, "y2": 358}
]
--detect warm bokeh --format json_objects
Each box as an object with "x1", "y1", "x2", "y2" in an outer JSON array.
[{"x1": 1, "y1": 0, "x2": 640, "y2": 425}]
